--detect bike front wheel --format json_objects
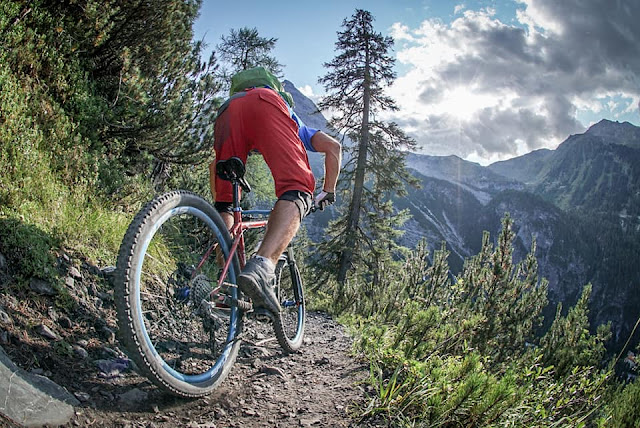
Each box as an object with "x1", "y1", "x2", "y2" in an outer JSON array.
[
  {"x1": 115, "y1": 191, "x2": 242, "y2": 397},
  {"x1": 273, "y1": 251, "x2": 305, "y2": 353}
]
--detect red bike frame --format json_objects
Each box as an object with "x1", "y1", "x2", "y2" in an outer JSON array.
[{"x1": 219, "y1": 209, "x2": 269, "y2": 287}]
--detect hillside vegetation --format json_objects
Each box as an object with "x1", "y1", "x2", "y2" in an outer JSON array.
[{"x1": 1, "y1": 2, "x2": 640, "y2": 427}]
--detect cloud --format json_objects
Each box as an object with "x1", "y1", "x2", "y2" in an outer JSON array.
[
  {"x1": 298, "y1": 84, "x2": 323, "y2": 105},
  {"x1": 387, "y1": 0, "x2": 640, "y2": 164},
  {"x1": 298, "y1": 84, "x2": 315, "y2": 98}
]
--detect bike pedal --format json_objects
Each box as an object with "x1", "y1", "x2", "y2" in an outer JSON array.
[
  {"x1": 222, "y1": 281, "x2": 238, "y2": 289},
  {"x1": 218, "y1": 282, "x2": 254, "y2": 312}
]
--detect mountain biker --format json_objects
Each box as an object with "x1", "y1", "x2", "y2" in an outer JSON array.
[{"x1": 209, "y1": 66, "x2": 341, "y2": 315}]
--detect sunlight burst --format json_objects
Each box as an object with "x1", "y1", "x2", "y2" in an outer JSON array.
[{"x1": 438, "y1": 86, "x2": 499, "y2": 121}]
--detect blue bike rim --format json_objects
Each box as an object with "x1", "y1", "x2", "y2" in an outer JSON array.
[{"x1": 134, "y1": 205, "x2": 239, "y2": 384}]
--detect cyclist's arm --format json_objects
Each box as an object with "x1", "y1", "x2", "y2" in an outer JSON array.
[
  {"x1": 310, "y1": 131, "x2": 341, "y2": 193},
  {"x1": 289, "y1": 109, "x2": 341, "y2": 191}
]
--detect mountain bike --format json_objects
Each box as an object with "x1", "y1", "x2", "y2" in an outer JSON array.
[{"x1": 114, "y1": 157, "x2": 306, "y2": 397}]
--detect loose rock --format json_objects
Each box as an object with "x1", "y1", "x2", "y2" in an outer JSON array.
[
  {"x1": 315, "y1": 356, "x2": 331, "y2": 365},
  {"x1": 65, "y1": 276, "x2": 75, "y2": 288},
  {"x1": 74, "y1": 392, "x2": 91, "y2": 403},
  {"x1": 101, "y1": 266, "x2": 117, "y2": 285},
  {"x1": 36, "y1": 323, "x2": 60, "y2": 340},
  {"x1": 0, "y1": 309, "x2": 12, "y2": 325},
  {"x1": 69, "y1": 266, "x2": 82, "y2": 279},
  {"x1": 100, "y1": 326, "x2": 116, "y2": 343},
  {"x1": 300, "y1": 416, "x2": 323, "y2": 426},
  {"x1": 259, "y1": 365, "x2": 287, "y2": 380},
  {"x1": 73, "y1": 345, "x2": 89, "y2": 359},
  {"x1": 95, "y1": 358, "x2": 130, "y2": 378},
  {"x1": 118, "y1": 388, "x2": 149, "y2": 407},
  {"x1": 29, "y1": 277, "x2": 58, "y2": 296},
  {"x1": 58, "y1": 315, "x2": 73, "y2": 328}
]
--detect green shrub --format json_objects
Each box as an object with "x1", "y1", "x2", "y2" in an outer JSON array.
[
  {"x1": 602, "y1": 378, "x2": 640, "y2": 427},
  {"x1": 0, "y1": 218, "x2": 59, "y2": 282}
]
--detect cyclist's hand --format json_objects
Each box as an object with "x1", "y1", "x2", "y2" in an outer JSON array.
[{"x1": 314, "y1": 190, "x2": 335, "y2": 211}]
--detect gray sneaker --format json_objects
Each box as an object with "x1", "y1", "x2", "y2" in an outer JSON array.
[{"x1": 238, "y1": 257, "x2": 280, "y2": 314}]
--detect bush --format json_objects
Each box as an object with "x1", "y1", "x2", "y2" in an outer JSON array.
[
  {"x1": 0, "y1": 218, "x2": 59, "y2": 282},
  {"x1": 603, "y1": 378, "x2": 640, "y2": 427}
]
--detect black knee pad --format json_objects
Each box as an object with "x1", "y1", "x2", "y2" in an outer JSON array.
[{"x1": 279, "y1": 190, "x2": 312, "y2": 221}]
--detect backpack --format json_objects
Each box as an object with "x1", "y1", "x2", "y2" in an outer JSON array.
[{"x1": 229, "y1": 66, "x2": 294, "y2": 108}]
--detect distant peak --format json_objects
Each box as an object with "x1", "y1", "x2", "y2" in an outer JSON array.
[
  {"x1": 579, "y1": 119, "x2": 640, "y2": 150},
  {"x1": 586, "y1": 119, "x2": 634, "y2": 136}
]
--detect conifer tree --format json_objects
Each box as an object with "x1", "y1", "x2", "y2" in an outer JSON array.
[
  {"x1": 540, "y1": 284, "x2": 611, "y2": 376},
  {"x1": 217, "y1": 27, "x2": 282, "y2": 76},
  {"x1": 82, "y1": 0, "x2": 220, "y2": 165},
  {"x1": 318, "y1": 9, "x2": 417, "y2": 285}
]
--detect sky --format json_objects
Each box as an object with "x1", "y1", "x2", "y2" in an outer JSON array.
[{"x1": 194, "y1": 0, "x2": 640, "y2": 165}]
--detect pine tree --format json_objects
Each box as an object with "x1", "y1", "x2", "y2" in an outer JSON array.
[
  {"x1": 0, "y1": 0, "x2": 225, "y2": 200},
  {"x1": 318, "y1": 9, "x2": 417, "y2": 286},
  {"x1": 452, "y1": 215, "x2": 548, "y2": 361},
  {"x1": 217, "y1": 27, "x2": 282, "y2": 76},
  {"x1": 540, "y1": 284, "x2": 611, "y2": 377},
  {"x1": 11, "y1": 0, "x2": 223, "y2": 182},
  {"x1": 76, "y1": 0, "x2": 221, "y2": 165}
]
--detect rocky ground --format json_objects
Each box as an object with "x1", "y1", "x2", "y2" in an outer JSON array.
[{"x1": 0, "y1": 251, "x2": 375, "y2": 427}]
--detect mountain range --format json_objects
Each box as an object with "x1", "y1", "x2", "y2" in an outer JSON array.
[{"x1": 285, "y1": 80, "x2": 640, "y2": 348}]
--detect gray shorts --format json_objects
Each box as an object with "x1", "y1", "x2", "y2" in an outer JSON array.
[{"x1": 279, "y1": 190, "x2": 312, "y2": 221}]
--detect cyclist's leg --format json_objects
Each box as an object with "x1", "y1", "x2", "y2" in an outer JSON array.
[{"x1": 256, "y1": 199, "x2": 301, "y2": 264}]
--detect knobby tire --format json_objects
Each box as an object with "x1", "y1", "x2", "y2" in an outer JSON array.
[{"x1": 114, "y1": 191, "x2": 242, "y2": 397}]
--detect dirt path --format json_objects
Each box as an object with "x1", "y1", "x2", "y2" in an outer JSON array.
[
  {"x1": 65, "y1": 311, "x2": 368, "y2": 428},
  {"x1": 0, "y1": 252, "x2": 372, "y2": 428}
]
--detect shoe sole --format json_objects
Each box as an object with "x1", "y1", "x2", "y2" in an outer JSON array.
[{"x1": 237, "y1": 274, "x2": 281, "y2": 314}]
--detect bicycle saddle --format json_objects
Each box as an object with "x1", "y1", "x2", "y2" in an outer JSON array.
[
  {"x1": 216, "y1": 157, "x2": 251, "y2": 192},
  {"x1": 216, "y1": 157, "x2": 245, "y2": 180}
]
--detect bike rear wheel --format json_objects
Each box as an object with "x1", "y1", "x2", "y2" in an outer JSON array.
[
  {"x1": 273, "y1": 251, "x2": 305, "y2": 353},
  {"x1": 115, "y1": 191, "x2": 242, "y2": 397}
]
